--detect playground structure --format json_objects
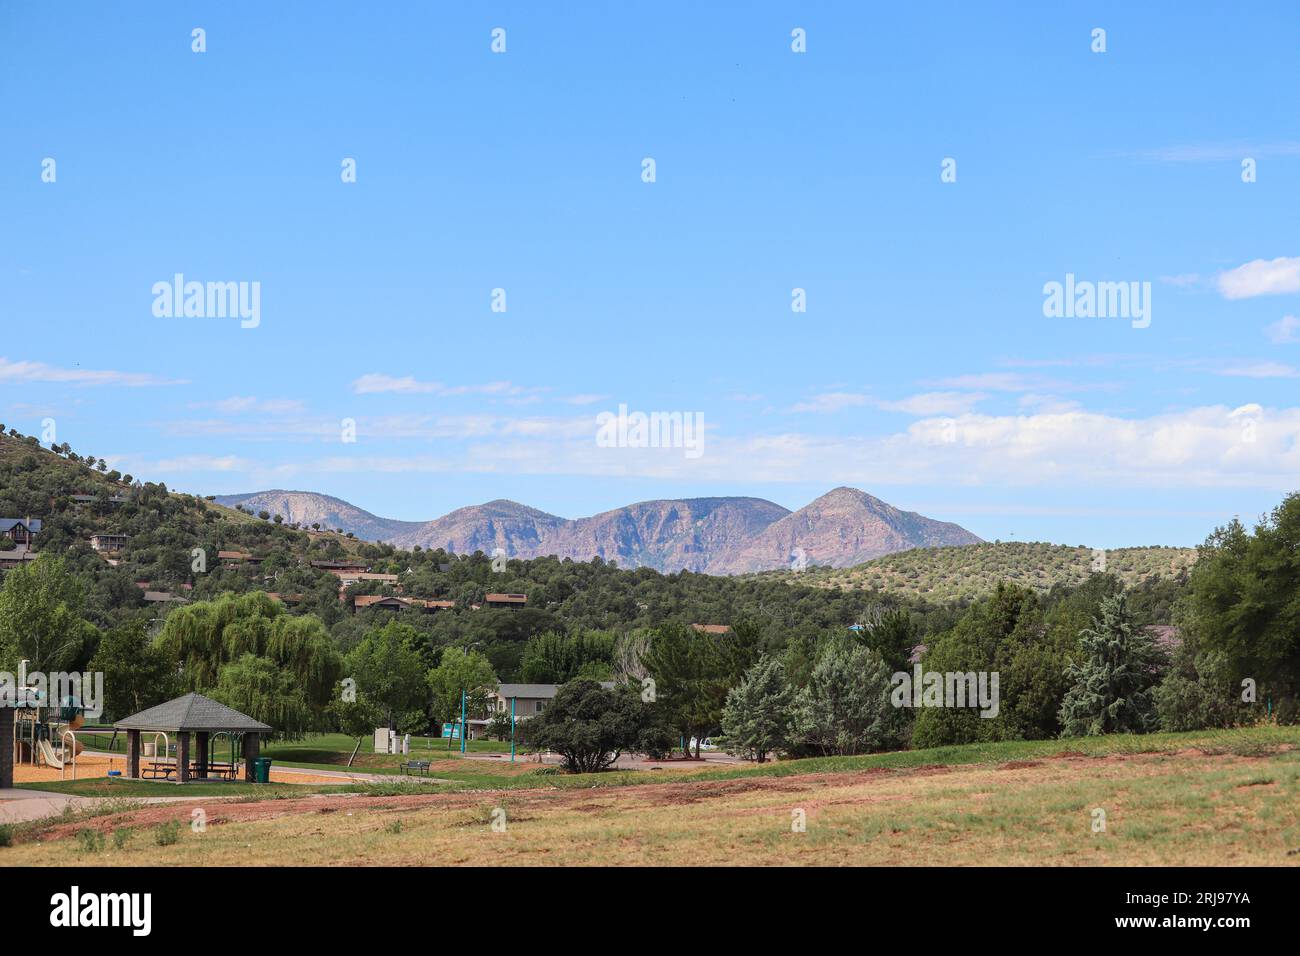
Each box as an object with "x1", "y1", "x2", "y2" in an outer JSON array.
[{"x1": 11, "y1": 687, "x2": 89, "y2": 779}]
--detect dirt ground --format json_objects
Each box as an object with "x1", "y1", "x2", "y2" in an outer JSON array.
[
  {"x1": 10, "y1": 754, "x2": 343, "y2": 787},
  {"x1": 10, "y1": 753, "x2": 123, "y2": 784}
]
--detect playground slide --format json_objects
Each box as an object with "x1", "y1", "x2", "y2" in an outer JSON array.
[
  {"x1": 37, "y1": 737, "x2": 64, "y2": 769},
  {"x1": 36, "y1": 736, "x2": 83, "y2": 769}
]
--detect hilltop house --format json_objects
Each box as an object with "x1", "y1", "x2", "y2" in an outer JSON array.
[
  {"x1": 483, "y1": 592, "x2": 527, "y2": 610},
  {"x1": 0, "y1": 550, "x2": 38, "y2": 572},
  {"x1": 90, "y1": 533, "x2": 130, "y2": 553},
  {"x1": 311, "y1": 559, "x2": 369, "y2": 573},
  {"x1": 218, "y1": 550, "x2": 262, "y2": 567},
  {"x1": 352, "y1": 595, "x2": 454, "y2": 614},
  {"x1": 0, "y1": 518, "x2": 41, "y2": 548},
  {"x1": 353, "y1": 595, "x2": 409, "y2": 612},
  {"x1": 332, "y1": 570, "x2": 399, "y2": 589},
  {"x1": 71, "y1": 493, "x2": 128, "y2": 506},
  {"x1": 143, "y1": 590, "x2": 189, "y2": 605}
]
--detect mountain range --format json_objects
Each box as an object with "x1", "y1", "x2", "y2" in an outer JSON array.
[{"x1": 213, "y1": 487, "x2": 983, "y2": 575}]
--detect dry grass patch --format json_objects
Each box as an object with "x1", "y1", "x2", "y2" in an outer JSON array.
[{"x1": 4, "y1": 746, "x2": 1297, "y2": 867}]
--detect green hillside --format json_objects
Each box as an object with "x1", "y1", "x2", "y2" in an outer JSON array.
[
  {"x1": 0, "y1": 427, "x2": 914, "y2": 680},
  {"x1": 781, "y1": 541, "x2": 1198, "y2": 604}
]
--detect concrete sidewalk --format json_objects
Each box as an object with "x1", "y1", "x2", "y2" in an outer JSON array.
[{"x1": 0, "y1": 788, "x2": 239, "y2": 825}]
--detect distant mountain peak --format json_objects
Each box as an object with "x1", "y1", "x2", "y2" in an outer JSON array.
[{"x1": 215, "y1": 487, "x2": 981, "y2": 574}]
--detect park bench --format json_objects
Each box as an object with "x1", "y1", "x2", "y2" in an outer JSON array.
[{"x1": 399, "y1": 760, "x2": 431, "y2": 777}]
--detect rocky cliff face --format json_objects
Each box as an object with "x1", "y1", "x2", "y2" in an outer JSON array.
[
  {"x1": 705, "y1": 487, "x2": 984, "y2": 574},
  {"x1": 214, "y1": 490, "x2": 424, "y2": 543},
  {"x1": 217, "y1": 487, "x2": 982, "y2": 573}
]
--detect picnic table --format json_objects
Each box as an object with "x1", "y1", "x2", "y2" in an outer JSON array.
[
  {"x1": 141, "y1": 761, "x2": 238, "y2": 780},
  {"x1": 190, "y1": 761, "x2": 237, "y2": 779}
]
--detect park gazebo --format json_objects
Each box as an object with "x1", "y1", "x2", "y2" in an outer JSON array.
[{"x1": 115, "y1": 693, "x2": 272, "y2": 783}]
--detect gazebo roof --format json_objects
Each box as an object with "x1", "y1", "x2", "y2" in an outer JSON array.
[{"x1": 114, "y1": 692, "x2": 272, "y2": 733}]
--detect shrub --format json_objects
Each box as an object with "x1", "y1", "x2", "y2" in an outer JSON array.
[
  {"x1": 76, "y1": 829, "x2": 104, "y2": 854},
  {"x1": 526, "y1": 679, "x2": 655, "y2": 773},
  {"x1": 153, "y1": 820, "x2": 181, "y2": 846}
]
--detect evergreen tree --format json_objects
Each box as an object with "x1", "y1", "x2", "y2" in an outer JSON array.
[
  {"x1": 1058, "y1": 594, "x2": 1164, "y2": 736},
  {"x1": 722, "y1": 656, "x2": 793, "y2": 762},
  {"x1": 793, "y1": 638, "x2": 905, "y2": 756}
]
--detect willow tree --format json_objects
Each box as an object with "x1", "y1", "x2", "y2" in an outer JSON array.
[{"x1": 154, "y1": 591, "x2": 342, "y2": 735}]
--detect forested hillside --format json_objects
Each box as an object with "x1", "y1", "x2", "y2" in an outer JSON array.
[
  {"x1": 778, "y1": 541, "x2": 1198, "y2": 604},
  {"x1": 3, "y1": 426, "x2": 1291, "y2": 752}
]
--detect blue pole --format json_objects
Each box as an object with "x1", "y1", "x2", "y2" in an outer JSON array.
[
  {"x1": 460, "y1": 688, "x2": 466, "y2": 754},
  {"x1": 510, "y1": 697, "x2": 516, "y2": 763}
]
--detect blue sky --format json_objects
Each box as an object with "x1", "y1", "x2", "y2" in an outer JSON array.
[{"x1": 4, "y1": 2, "x2": 1300, "y2": 548}]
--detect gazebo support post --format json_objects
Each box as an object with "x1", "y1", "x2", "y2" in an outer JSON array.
[
  {"x1": 195, "y1": 731, "x2": 209, "y2": 779},
  {"x1": 177, "y1": 731, "x2": 190, "y2": 783},
  {"x1": 243, "y1": 732, "x2": 260, "y2": 782},
  {"x1": 127, "y1": 729, "x2": 140, "y2": 779}
]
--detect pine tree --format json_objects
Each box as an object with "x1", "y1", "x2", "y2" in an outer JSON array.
[
  {"x1": 722, "y1": 656, "x2": 793, "y2": 762},
  {"x1": 1058, "y1": 594, "x2": 1163, "y2": 736}
]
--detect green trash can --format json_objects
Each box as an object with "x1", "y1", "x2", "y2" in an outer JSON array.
[{"x1": 254, "y1": 757, "x2": 272, "y2": 783}]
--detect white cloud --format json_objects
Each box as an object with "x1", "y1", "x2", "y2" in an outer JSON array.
[
  {"x1": 202, "y1": 396, "x2": 308, "y2": 415},
  {"x1": 150, "y1": 454, "x2": 253, "y2": 472},
  {"x1": 1217, "y1": 257, "x2": 1300, "y2": 300},
  {"x1": 1265, "y1": 315, "x2": 1300, "y2": 344},
  {"x1": 1017, "y1": 393, "x2": 1082, "y2": 414},
  {"x1": 1216, "y1": 361, "x2": 1298, "y2": 379},
  {"x1": 351, "y1": 374, "x2": 540, "y2": 397},
  {"x1": 129, "y1": 401, "x2": 1300, "y2": 494},
  {"x1": 159, "y1": 411, "x2": 595, "y2": 444},
  {"x1": 876, "y1": 392, "x2": 986, "y2": 416},
  {"x1": 1132, "y1": 143, "x2": 1300, "y2": 163},
  {"x1": 790, "y1": 391, "x2": 870, "y2": 414},
  {"x1": 0, "y1": 357, "x2": 185, "y2": 387},
  {"x1": 934, "y1": 372, "x2": 1075, "y2": 393}
]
